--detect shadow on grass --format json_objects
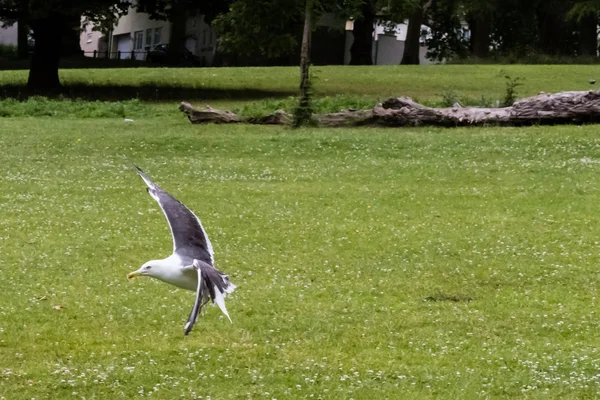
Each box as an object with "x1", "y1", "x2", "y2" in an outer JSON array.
[
  {"x1": 424, "y1": 292, "x2": 473, "y2": 303},
  {"x1": 0, "y1": 84, "x2": 294, "y2": 102},
  {"x1": 0, "y1": 56, "x2": 201, "y2": 71}
]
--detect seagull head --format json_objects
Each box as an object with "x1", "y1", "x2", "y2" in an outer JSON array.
[{"x1": 128, "y1": 261, "x2": 160, "y2": 279}]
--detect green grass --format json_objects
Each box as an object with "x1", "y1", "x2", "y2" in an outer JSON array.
[
  {"x1": 2, "y1": 114, "x2": 600, "y2": 399},
  {"x1": 0, "y1": 97, "x2": 172, "y2": 119},
  {"x1": 0, "y1": 94, "x2": 375, "y2": 119},
  {"x1": 0, "y1": 64, "x2": 598, "y2": 104},
  {"x1": 0, "y1": 64, "x2": 597, "y2": 119},
  {"x1": 2, "y1": 64, "x2": 600, "y2": 399}
]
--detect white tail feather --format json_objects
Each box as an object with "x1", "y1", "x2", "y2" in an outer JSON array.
[
  {"x1": 223, "y1": 278, "x2": 236, "y2": 294},
  {"x1": 213, "y1": 285, "x2": 233, "y2": 323}
]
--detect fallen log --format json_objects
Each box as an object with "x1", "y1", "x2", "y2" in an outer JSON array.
[
  {"x1": 179, "y1": 102, "x2": 241, "y2": 124},
  {"x1": 180, "y1": 89, "x2": 600, "y2": 127}
]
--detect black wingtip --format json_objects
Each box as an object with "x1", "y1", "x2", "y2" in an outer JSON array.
[
  {"x1": 184, "y1": 321, "x2": 194, "y2": 336},
  {"x1": 131, "y1": 163, "x2": 152, "y2": 183},
  {"x1": 121, "y1": 155, "x2": 140, "y2": 171}
]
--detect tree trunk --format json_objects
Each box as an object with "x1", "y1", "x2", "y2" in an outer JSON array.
[
  {"x1": 293, "y1": 0, "x2": 313, "y2": 127},
  {"x1": 180, "y1": 90, "x2": 600, "y2": 127},
  {"x1": 169, "y1": 0, "x2": 188, "y2": 64},
  {"x1": 401, "y1": 5, "x2": 423, "y2": 65},
  {"x1": 17, "y1": 21, "x2": 29, "y2": 59},
  {"x1": 470, "y1": 13, "x2": 491, "y2": 58},
  {"x1": 538, "y1": 9, "x2": 570, "y2": 56},
  {"x1": 299, "y1": 0, "x2": 312, "y2": 107},
  {"x1": 349, "y1": 0, "x2": 374, "y2": 65},
  {"x1": 61, "y1": 15, "x2": 83, "y2": 57},
  {"x1": 578, "y1": 14, "x2": 598, "y2": 57},
  {"x1": 28, "y1": 17, "x2": 63, "y2": 92}
]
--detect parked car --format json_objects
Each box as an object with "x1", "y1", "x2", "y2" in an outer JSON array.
[{"x1": 146, "y1": 43, "x2": 202, "y2": 66}]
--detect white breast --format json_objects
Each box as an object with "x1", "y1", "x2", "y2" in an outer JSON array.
[{"x1": 158, "y1": 269, "x2": 198, "y2": 291}]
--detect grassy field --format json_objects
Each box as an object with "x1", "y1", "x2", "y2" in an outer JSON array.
[
  {"x1": 1, "y1": 64, "x2": 599, "y2": 105},
  {"x1": 2, "y1": 65, "x2": 600, "y2": 399}
]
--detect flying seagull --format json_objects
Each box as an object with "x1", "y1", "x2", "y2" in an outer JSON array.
[{"x1": 127, "y1": 165, "x2": 236, "y2": 335}]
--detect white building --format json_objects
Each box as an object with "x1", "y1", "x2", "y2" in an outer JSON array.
[
  {"x1": 0, "y1": 24, "x2": 18, "y2": 47},
  {"x1": 344, "y1": 19, "x2": 436, "y2": 65},
  {"x1": 80, "y1": 7, "x2": 217, "y2": 65},
  {"x1": 79, "y1": 20, "x2": 105, "y2": 56}
]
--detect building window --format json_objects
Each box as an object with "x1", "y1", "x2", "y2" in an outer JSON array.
[
  {"x1": 202, "y1": 29, "x2": 207, "y2": 46},
  {"x1": 86, "y1": 33, "x2": 92, "y2": 44},
  {"x1": 154, "y1": 27, "x2": 162, "y2": 45},
  {"x1": 134, "y1": 30, "x2": 143, "y2": 50},
  {"x1": 145, "y1": 29, "x2": 152, "y2": 47}
]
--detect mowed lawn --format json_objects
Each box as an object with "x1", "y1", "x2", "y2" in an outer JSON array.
[
  {"x1": 1, "y1": 64, "x2": 600, "y2": 105},
  {"x1": 2, "y1": 116, "x2": 600, "y2": 399},
  {"x1": 2, "y1": 65, "x2": 600, "y2": 399}
]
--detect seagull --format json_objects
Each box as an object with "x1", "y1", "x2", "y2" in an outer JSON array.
[{"x1": 127, "y1": 165, "x2": 236, "y2": 335}]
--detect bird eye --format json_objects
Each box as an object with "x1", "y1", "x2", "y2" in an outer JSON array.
[{"x1": 146, "y1": 266, "x2": 152, "y2": 269}]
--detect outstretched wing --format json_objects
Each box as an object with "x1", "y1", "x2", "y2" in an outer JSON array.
[{"x1": 133, "y1": 165, "x2": 214, "y2": 264}]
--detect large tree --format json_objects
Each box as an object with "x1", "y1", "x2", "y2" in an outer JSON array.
[
  {"x1": 463, "y1": 0, "x2": 496, "y2": 58},
  {"x1": 400, "y1": 0, "x2": 427, "y2": 64},
  {"x1": 0, "y1": 0, "x2": 128, "y2": 91},
  {"x1": 16, "y1": 18, "x2": 28, "y2": 58},
  {"x1": 349, "y1": 0, "x2": 375, "y2": 64}
]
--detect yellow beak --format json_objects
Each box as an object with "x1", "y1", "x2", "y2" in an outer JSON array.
[{"x1": 128, "y1": 271, "x2": 140, "y2": 279}]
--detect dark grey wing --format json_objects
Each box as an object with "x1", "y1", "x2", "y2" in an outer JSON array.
[{"x1": 134, "y1": 165, "x2": 214, "y2": 264}]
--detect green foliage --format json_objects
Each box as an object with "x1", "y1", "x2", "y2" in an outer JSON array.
[
  {"x1": 0, "y1": 43, "x2": 17, "y2": 58},
  {"x1": 0, "y1": 97, "x2": 166, "y2": 118},
  {"x1": 424, "y1": 0, "x2": 470, "y2": 62},
  {"x1": 476, "y1": 94, "x2": 495, "y2": 107},
  {"x1": 79, "y1": 2, "x2": 131, "y2": 36},
  {"x1": 424, "y1": 0, "x2": 593, "y2": 61},
  {"x1": 292, "y1": 95, "x2": 315, "y2": 127},
  {"x1": 488, "y1": 0, "x2": 542, "y2": 56},
  {"x1": 375, "y1": 0, "x2": 420, "y2": 22},
  {"x1": 0, "y1": 0, "x2": 129, "y2": 33},
  {"x1": 502, "y1": 74, "x2": 524, "y2": 107},
  {"x1": 134, "y1": 0, "x2": 231, "y2": 24},
  {"x1": 211, "y1": 0, "x2": 414, "y2": 60},
  {"x1": 293, "y1": 59, "x2": 316, "y2": 128},
  {"x1": 440, "y1": 89, "x2": 460, "y2": 107},
  {"x1": 568, "y1": 0, "x2": 600, "y2": 20},
  {"x1": 212, "y1": 0, "x2": 305, "y2": 58},
  {"x1": 447, "y1": 53, "x2": 600, "y2": 65}
]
